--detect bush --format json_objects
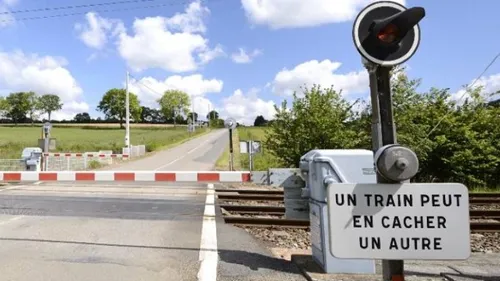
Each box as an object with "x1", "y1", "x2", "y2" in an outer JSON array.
[{"x1": 264, "y1": 70, "x2": 500, "y2": 189}]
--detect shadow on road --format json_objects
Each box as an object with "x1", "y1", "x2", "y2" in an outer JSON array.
[{"x1": 0, "y1": 237, "x2": 301, "y2": 274}]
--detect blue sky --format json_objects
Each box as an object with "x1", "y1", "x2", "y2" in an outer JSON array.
[{"x1": 0, "y1": 0, "x2": 499, "y2": 124}]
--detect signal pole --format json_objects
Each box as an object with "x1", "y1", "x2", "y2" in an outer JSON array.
[
  {"x1": 353, "y1": 2, "x2": 425, "y2": 280},
  {"x1": 365, "y1": 59, "x2": 405, "y2": 280}
]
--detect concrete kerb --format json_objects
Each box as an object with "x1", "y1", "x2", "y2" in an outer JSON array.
[{"x1": 91, "y1": 128, "x2": 213, "y2": 171}]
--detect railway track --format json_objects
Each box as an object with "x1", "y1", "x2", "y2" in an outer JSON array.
[
  {"x1": 217, "y1": 189, "x2": 500, "y2": 203},
  {"x1": 217, "y1": 189, "x2": 500, "y2": 231}
]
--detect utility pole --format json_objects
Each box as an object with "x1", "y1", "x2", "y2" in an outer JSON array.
[
  {"x1": 191, "y1": 94, "x2": 196, "y2": 132},
  {"x1": 207, "y1": 103, "x2": 210, "y2": 128},
  {"x1": 125, "y1": 71, "x2": 130, "y2": 149}
]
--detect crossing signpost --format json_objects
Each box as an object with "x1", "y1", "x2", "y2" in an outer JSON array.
[
  {"x1": 344, "y1": 2, "x2": 470, "y2": 280},
  {"x1": 224, "y1": 117, "x2": 237, "y2": 171},
  {"x1": 327, "y1": 182, "x2": 470, "y2": 260}
]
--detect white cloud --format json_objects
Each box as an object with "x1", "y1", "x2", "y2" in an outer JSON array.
[
  {"x1": 451, "y1": 73, "x2": 500, "y2": 103},
  {"x1": 241, "y1": 0, "x2": 406, "y2": 29},
  {"x1": 198, "y1": 44, "x2": 226, "y2": 64},
  {"x1": 165, "y1": 0, "x2": 209, "y2": 33},
  {"x1": 76, "y1": 1, "x2": 225, "y2": 71},
  {"x1": 192, "y1": 96, "x2": 213, "y2": 120},
  {"x1": 0, "y1": 50, "x2": 83, "y2": 100},
  {"x1": 0, "y1": 50, "x2": 87, "y2": 120},
  {"x1": 51, "y1": 101, "x2": 90, "y2": 121},
  {"x1": 272, "y1": 59, "x2": 368, "y2": 97},
  {"x1": 115, "y1": 1, "x2": 223, "y2": 72},
  {"x1": 231, "y1": 48, "x2": 262, "y2": 64},
  {"x1": 74, "y1": 12, "x2": 125, "y2": 50},
  {"x1": 219, "y1": 88, "x2": 276, "y2": 125},
  {"x1": 128, "y1": 74, "x2": 223, "y2": 108}
]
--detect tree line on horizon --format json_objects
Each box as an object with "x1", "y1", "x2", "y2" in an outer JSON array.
[{"x1": 0, "y1": 89, "x2": 235, "y2": 128}]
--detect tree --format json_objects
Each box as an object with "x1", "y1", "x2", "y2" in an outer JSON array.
[
  {"x1": 207, "y1": 110, "x2": 219, "y2": 120},
  {"x1": 6, "y1": 92, "x2": 32, "y2": 125},
  {"x1": 187, "y1": 112, "x2": 198, "y2": 123},
  {"x1": 38, "y1": 94, "x2": 63, "y2": 121},
  {"x1": 140, "y1": 106, "x2": 164, "y2": 123},
  {"x1": 256, "y1": 66, "x2": 500, "y2": 189},
  {"x1": 210, "y1": 118, "x2": 224, "y2": 128},
  {"x1": 74, "y1": 112, "x2": 92, "y2": 123},
  {"x1": 265, "y1": 85, "x2": 358, "y2": 167},
  {"x1": 26, "y1": 92, "x2": 40, "y2": 125},
  {"x1": 97, "y1": 88, "x2": 142, "y2": 128},
  {"x1": 157, "y1": 90, "x2": 190, "y2": 126},
  {"x1": 254, "y1": 115, "x2": 268, "y2": 126},
  {"x1": 0, "y1": 97, "x2": 9, "y2": 118}
]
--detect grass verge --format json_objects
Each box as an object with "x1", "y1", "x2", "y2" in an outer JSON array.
[
  {"x1": 215, "y1": 128, "x2": 241, "y2": 171},
  {"x1": 0, "y1": 125, "x2": 209, "y2": 159},
  {"x1": 469, "y1": 186, "x2": 500, "y2": 193},
  {"x1": 215, "y1": 126, "x2": 282, "y2": 171},
  {"x1": 238, "y1": 127, "x2": 282, "y2": 171}
]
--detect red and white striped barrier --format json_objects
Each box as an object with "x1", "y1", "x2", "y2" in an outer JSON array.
[
  {"x1": 0, "y1": 171, "x2": 251, "y2": 182},
  {"x1": 43, "y1": 153, "x2": 129, "y2": 158}
]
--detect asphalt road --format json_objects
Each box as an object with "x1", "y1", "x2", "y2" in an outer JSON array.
[
  {"x1": 0, "y1": 130, "x2": 306, "y2": 281},
  {"x1": 111, "y1": 129, "x2": 230, "y2": 171}
]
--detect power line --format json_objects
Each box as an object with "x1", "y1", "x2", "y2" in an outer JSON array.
[
  {"x1": 0, "y1": 0, "x2": 195, "y2": 23},
  {"x1": 128, "y1": 74, "x2": 164, "y2": 97},
  {"x1": 424, "y1": 51, "x2": 500, "y2": 138},
  {"x1": 0, "y1": 0, "x2": 159, "y2": 15}
]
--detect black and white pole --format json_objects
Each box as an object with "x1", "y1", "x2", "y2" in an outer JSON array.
[
  {"x1": 42, "y1": 122, "x2": 52, "y2": 171},
  {"x1": 224, "y1": 118, "x2": 237, "y2": 171},
  {"x1": 353, "y1": 2, "x2": 425, "y2": 280}
]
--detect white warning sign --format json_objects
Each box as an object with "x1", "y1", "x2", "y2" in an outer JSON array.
[{"x1": 326, "y1": 183, "x2": 470, "y2": 260}]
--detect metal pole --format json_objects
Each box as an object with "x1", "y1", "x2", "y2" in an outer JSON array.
[
  {"x1": 207, "y1": 103, "x2": 210, "y2": 128},
  {"x1": 229, "y1": 128, "x2": 234, "y2": 171},
  {"x1": 364, "y1": 59, "x2": 383, "y2": 151},
  {"x1": 365, "y1": 61, "x2": 404, "y2": 281},
  {"x1": 191, "y1": 94, "x2": 196, "y2": 132},
  {"x1": 43, "y1": 129, "x2": 49, "y2": 171},
  {"x1": 125, "y1": 71, "x2": 130, "y2": 149},
  {"x1": 249, "y1": 140, "x2": 253, "y2": 172}
]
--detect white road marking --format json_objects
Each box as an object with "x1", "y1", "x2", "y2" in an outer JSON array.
[
  {"x1": 0, "y1": 215, "x2": 24, "y2": 226},
  {"x1": 0, "y1": 185, "x2": 24, "y2": 192},
  {"x1": 153, "y1": 156, "x2": 184, "y2": 170},
  {"x1": 154, "y1": 131, "x2": 224, "y2": 171},
  {"x1": 197, "y1": 183, "x2": 218, "y2": 281},
  {"x1": 187, "y1": 136, "x2": 216, "y2": 155}
]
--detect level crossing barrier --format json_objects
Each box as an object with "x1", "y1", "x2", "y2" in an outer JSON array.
[{"x1": 0, "y1": 171, "x2": 251, "y2": 182}]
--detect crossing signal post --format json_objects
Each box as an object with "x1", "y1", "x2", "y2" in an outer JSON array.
[
  {"x1": 224, "y1": 117, "x2": 237, "y2": 171},
  {"x1": 353, "y1": 2, "x2": 426, "y2": 281}
]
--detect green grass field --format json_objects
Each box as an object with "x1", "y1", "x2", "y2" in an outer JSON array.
[
  {"x1": 215, "y1": 126, "x2": 282, "y2": 171},
  {"x1": 0, "y1": 126, "x2": 209, "y2": 159}
]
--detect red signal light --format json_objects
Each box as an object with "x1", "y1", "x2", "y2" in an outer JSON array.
[{"x1": 377, "y1": 23, "x2": 399, "y2": 43}]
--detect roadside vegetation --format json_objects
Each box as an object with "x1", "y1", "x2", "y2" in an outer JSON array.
[
  {"x1": 218, "y1": 68, "x2": 500, "y2": 190},
  {"x1": 0, "y1": 87, "x2": 219, "y2": 159},
  {"x1": 215, "y1": 128, "x2": 241, "y2": 171},
  {"x1": 0, "y1": 126, "x2": 209, "y2": 159}
]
